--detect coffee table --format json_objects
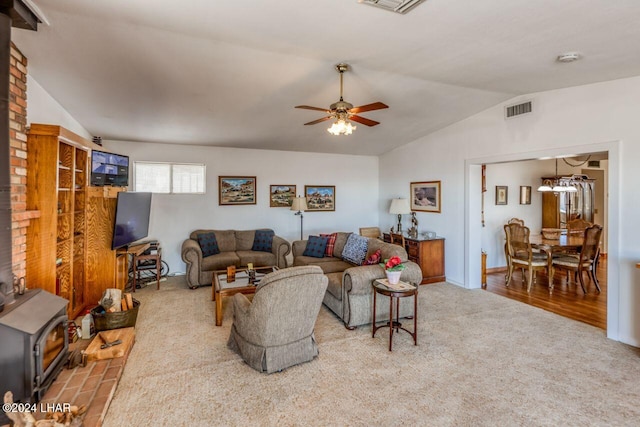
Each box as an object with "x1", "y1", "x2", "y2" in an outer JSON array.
[
  {"x1": 212, "y1": 266, "x2": 277, "y2": 326},
  {"x1": 372, "y1": 278, "x2": 418, "y2": 351}
]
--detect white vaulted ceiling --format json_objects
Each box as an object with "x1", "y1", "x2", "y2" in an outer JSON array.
[{"x1": 12, "y1": 0, "x2": 640, "y2": 155}]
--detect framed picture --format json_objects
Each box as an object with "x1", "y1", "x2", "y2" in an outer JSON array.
[
  {"x1": 269, "y1": 185, "x2": 296, "y2": 207},
  {"x1": 410, "y1": 181, "x2": 441, "y2": 213},
  {"x1": 218, "y1": 176, "x2": 256, "y2": 205},
  {"x1": 495, "y1": 186, "x2": 508, "y2": 205},
  {"x1": 519, "y1": 186, "x2": 531, "y2": 205},
  {"x1": 304, "y1": 185, "x2": 335, "y2": 211}
]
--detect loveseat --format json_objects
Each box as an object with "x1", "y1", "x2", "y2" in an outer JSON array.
[
  {"x1": 181, "y1": 229, "x2": 291, "y2": 289},
  {"x1": 292, "y1": 232, "x2": 422, "y2": 329}
]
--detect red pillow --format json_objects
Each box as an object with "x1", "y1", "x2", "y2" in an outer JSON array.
[
  {"x1": 363, "y1": 249, "x2": 382, "y2": 265},
  {"x1": 320, "y1": 233, "x2": 338, "y2": 257}
]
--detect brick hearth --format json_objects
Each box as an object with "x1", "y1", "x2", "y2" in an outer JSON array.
[{"x1": 2, "y1": 340, "x2": 130, "y2": 427}]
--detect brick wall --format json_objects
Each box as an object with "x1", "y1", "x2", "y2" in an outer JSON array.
[{"x1": 9, "y1": 42, "x2": 35, "y2": 280}]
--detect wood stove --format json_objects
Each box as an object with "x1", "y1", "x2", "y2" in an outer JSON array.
[{"x1": 0, "y1": 289, "x2": 68, "y2": 403}]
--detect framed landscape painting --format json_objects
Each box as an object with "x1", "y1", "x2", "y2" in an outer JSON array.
[
  {"x1": 304, "y1": 185, "x2": 335, "y2": 211},
  {"x1": 270, "y1": 185, "x2": 296, "y2": 207},
  {"x1": 410, "y1": 181, "x2": 441, "y2": 213},
  {"x1": 219, "y1": 176, "x2": 256, "y2": 205}
]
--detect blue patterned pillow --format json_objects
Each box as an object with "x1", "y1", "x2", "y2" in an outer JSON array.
[
  {"x1": 252, "y1": 229, "x2": 275, "y2": 252},
  {"x1": 303, "y1": 235, "x2": 329, "y2": 258},
  {"x1": 341, "y1": 233, "x2": 369, "y2": 265},
  {"x1": 197, "y1": 232, "x2": 220, "y2": 257}
]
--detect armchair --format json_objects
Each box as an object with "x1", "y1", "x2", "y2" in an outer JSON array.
[{"x1": 227, "y1": 266, "x2": 328, "y2": 373}]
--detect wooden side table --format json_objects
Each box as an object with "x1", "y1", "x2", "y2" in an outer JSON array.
[
  {"x1": 372, "y1": 279, "x2": 418, "y2": 351},
  {"x1": 383, "y1": 233, "x2": 446, "y2": 284},
  {"x1": 131, "y1": 246, "x2": 162, "y2": 291}
]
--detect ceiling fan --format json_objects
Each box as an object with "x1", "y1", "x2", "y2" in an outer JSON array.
[{"x1": 295, "y1": 63, "x2": 389, "y2": 135}]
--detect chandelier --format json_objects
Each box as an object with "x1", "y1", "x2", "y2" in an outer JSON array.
[
  {"x1": 537, "y1": 158, "x2": 578, "y2": 193},
  {"x1": 537, "y1": 179, "x2": 578, "y2": 193}
]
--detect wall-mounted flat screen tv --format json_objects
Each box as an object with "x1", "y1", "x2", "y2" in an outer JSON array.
[
  {"x1": 91, "y1": 150, "x2": 129, "y2": 187},
  {"x1": 111, "y1": 192, "x2": 152, "y2": 249}
]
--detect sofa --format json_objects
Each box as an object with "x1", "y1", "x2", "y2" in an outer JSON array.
[
  {"x1": 181, "y1": 229, "x2": 291, "y2": 289},
  {"x1": 292, "y1": 232, "x2": 422, "y2": 329}
]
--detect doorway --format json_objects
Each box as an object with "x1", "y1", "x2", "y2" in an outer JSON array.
[{"x1": 465, "y1": 141, "x2": 620, "y2": 340}]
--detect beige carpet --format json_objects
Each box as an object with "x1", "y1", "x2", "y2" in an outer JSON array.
[{"x1": 103, "y1": 276, "x2": 640, "y2": 426}]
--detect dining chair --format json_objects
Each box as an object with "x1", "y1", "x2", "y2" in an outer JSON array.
[
  {"x1": 567, "y1": 218, "x2": 592, "y2": 234},
  {"x1": 504, "y1": 218, "x2": 526, "y2": 269},
  {"x1": 359, "y1": 227, "x2": 382, "y2": 239},
  {"x1": 551, "y1": 224, "x2": 603, "y2": 293},
  {"x1": 389, "y1": 232, "x2": 406, "y2": 248},
  {"x1": 507, "y1": 218, "x2": 525, "y2": 226},
  {"x1": 504, "y1": 223, "x2": 551, "y2": 293}
]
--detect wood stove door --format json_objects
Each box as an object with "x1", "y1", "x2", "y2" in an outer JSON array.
[{"x1": 34, "y1": 314, "x2": 68, "y2": 391}]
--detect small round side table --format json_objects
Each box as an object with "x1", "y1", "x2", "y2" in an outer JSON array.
[{"x1": 372, "y1": 279, "x2": 418, "y2": 351}]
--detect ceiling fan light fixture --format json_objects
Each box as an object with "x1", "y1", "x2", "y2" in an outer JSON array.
[
  {"x1": 295, "y1": 63, "x2": 387, "y2": 133},
  {"x1": 328, "y1": 118, "x2": 356, "y2": 136}
]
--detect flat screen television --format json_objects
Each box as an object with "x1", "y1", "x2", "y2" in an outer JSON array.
[
  {"x1": 111, "y1": 192, "x2": 152, "y2": 249},
  {"x1": 91, "y1": 149, "x2": 129, "y2": 187}
]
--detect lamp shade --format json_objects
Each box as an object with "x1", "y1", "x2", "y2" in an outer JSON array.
[
  {"x1": 389, "y1": 198, "x2": 411, "y2": 215},
  {"x1": 291, "y1": 196, "x2": 308, "y2": 211}
]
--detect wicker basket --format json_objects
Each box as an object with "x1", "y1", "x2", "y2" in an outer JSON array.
[
  {"x1": 541, "y1": 228, "x2": 562, "y2": 240},
  {"x1": 91, "y1": 299, "x2": 140, "y2": 331}
]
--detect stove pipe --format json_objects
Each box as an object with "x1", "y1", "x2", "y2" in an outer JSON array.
[
  {"x1": 0, "y1": 12, "x2": 13, "y2": 308},
  {"x1": 0, "y1": 2, "x2": 38, "y2": 309}
]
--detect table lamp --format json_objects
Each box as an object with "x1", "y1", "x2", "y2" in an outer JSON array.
[{"x1": 389, "y1": 198, "x2": 411, "y2": 233}]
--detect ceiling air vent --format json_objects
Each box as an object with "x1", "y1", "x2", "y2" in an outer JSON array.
[
  {"x1": 358, "y1": 0, "x2": 427, "y2": 14},
  {"x1": 505, "y1": 101, "x2": 532, "y2": 119}
]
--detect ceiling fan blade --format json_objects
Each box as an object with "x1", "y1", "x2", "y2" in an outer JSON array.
[
  {"x1": 349, "y1": 115, "x2": 380, "y2": 127},
  {"x1": 304, "y1": 116, "x2": 333, "y2": 126},
  {"x1": 348, "y1": 102, "x2": 389, "y2": 114},
  {"x1": 295, "y1": 105, "x2": 331, "y2": 113}
]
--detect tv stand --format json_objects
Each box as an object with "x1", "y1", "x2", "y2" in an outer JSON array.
[{"x1": 122, "y1": 242, "x2": 162, "y2": 292}]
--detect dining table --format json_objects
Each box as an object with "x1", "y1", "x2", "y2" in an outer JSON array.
[{"x1": 529, "y1": 233, "x2": 584, "y2": 293}]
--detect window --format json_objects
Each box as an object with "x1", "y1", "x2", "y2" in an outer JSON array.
[{"x1": 134, "y1": 162, "x2": 205, "y2": 194}]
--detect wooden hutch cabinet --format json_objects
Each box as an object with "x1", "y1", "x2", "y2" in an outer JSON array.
[
  {"x1": 26, "y1": 124, "x2": 125, "y2": 318},
  {"x1": 541, "y1": 175, "x2": 595, "y2": 229},
  {"x1": 383, "y1": 233, "x2": 446, "y2": 284}
]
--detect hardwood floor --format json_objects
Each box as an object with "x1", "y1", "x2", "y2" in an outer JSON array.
[{"x1": 483, "y1": 258, "x2": 607, "y2": 330}]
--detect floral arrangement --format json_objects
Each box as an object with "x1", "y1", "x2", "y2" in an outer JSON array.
[{"x1": 379, "y1": 256, "x2": 405, "y2": 272}]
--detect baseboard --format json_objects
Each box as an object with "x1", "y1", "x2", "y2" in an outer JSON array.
[{"x1": 487, "y1": 266, "x2": 507, "y2": 273}]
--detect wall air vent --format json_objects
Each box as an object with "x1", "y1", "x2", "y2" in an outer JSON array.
[
  {"x1": 358, "y1": 0, "x2": 427, "y2": 15},
  {"x1": 588, "y1": 160, "x2": 601, "y2": 168},
  {"x1": 505, "y1": 101, "x2": 532, "y2": 119}
]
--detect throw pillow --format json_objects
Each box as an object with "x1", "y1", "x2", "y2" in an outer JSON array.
[
  {"x1": 302, "y1": 235, "x2": 329, "y2": 258},
  {"x1": 341, "y1": 233, "x2": 369, "y2": 265},
  {"x1": 252, "y1": 229, "x2": 275, "y2": 252},
  {"x1": 320, "y1": 232, "x2": 338, "y2": 257},
  {"x1": 363, "y1": 249, "x2": 382, "y2": 265},
  {"x1": 197, "y1": 232, "x2": 220, "y2": 257}
]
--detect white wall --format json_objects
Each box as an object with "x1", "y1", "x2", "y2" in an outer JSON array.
[
  {"x1": 103, "y1": 141, "x2": 379, "y2": 274},
  {"x1": 26, "y1": 75, "x2": 92, "y2": 139},
  {"x1": 380, "y1": 75, "x2": 640, "y2": 346}
]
